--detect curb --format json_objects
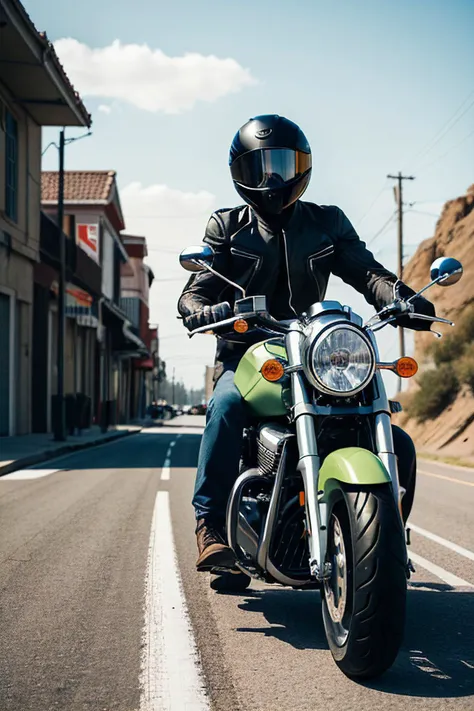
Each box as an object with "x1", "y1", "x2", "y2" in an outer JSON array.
[
  {"x1": 0, "y1": 428, "x2": 142, "y2": 478},
  {"x1": 154, "y1": 421, "x2": 204, "y2": 429}
]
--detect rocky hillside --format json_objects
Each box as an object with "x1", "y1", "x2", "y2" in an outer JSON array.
[{"x1": 395, "y1": 184, "x2": 474, "y2": 459}]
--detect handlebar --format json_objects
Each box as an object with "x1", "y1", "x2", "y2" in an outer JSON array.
[
  {"x1": 187, "y1": 311, "x2": 292, "y2": 338},
  {"x1": 188, "y1": 302, "x2": 454, "y2": 339},
  {"x1": 365, "y1": 299, "x2": 454, "y2": 332}
]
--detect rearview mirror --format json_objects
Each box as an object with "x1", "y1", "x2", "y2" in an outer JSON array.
[
  {"x1": 179, "y1": 244, "x2": 215, "y2": 273},
  {"x1": 430, "y1": 257, "x2": 463, "y2": 287}
]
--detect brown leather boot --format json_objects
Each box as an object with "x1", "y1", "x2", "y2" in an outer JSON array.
[{"x1": 195, "y1": 519, "x2": 236, "y2": 571}]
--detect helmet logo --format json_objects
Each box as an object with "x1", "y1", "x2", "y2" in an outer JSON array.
[{"x1": 255, "y1": 128, "x2": 272, "y2": 139}]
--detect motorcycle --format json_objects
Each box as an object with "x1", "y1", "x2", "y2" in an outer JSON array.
[{"x1": 179, "y1": 246, "x2": 462, "y2": 679}]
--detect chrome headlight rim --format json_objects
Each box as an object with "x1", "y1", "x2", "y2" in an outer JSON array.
[{"x1": 305, "y1": 323, "x2": 376, "y2": 397}]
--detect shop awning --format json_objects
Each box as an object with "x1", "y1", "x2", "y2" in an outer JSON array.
[
  {"x1": 102, "y1": 299, "x2": 148, "y2": 354},
  {"x1": 133, "y1": 357, "x2": 155, "y2": 371},
  {"x1": 123, "y1": 324, "x2": 147, "y2": 351}
]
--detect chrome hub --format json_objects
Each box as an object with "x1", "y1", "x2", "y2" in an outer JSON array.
[{"x1": 324, "y1": 515, "x2": 347, "y2": 624}]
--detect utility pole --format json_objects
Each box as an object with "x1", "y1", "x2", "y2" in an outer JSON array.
[
  {"x1": 42, "y1": 129, "x2": 91, "y2": 440},
  {"x1": 54, "y1": 129, "x2": 66, "y2": 441},
  {"x1": 387, "y1": 171, "x2": 415, "y2": 392},
  {"x1": 172, "y1": 367, "x2": 176, "y2": 405}
]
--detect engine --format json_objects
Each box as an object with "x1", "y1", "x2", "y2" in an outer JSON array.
[{"x1": 257, "y1": 423, "x2": 292, "y2": 475}]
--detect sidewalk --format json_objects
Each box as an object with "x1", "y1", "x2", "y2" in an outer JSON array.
[
  {"x1": 0, "y1": 425, "x2": 142, "y2": 477},
  {"x1": 157, "y1": 414, "x2": 206, "y2": 428}
]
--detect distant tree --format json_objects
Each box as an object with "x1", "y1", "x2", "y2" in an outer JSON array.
[{"x1": 158, "y1": 373, "x2": 205, "y2": 405}]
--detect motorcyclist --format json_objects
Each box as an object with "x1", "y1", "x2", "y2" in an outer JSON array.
[{"x1": 178, "y1": 114, "x2": 435, "y2": 572}]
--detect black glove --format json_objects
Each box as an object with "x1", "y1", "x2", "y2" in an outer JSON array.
[
  {"x1": 183, "y1": 302, "x2": 232, "y2": 332},
  {"x1": 394, "y1": 281, "x2": 436, "y2": 331}
]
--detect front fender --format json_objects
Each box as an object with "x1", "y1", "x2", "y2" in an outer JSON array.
[{"x1": 319, "y1": 447, "x2": 391, "y2": 501}]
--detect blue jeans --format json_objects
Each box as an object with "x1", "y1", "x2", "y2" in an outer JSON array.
[
  {"x1": 193, "y1": 366, "x2": 416, "y2": 524},
  {"x1": 193, "y1": 366, "x2": 247, "y2": 522}
]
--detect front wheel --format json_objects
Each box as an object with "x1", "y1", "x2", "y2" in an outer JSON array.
[{"x1": 321, "y1": 485, "x2": 407, "y2": 679}]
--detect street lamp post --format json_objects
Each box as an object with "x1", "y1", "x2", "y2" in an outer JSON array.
[
  {"x1": 43, "y1": 129, "x2": 91, "y2": 441},
  {"x1": 54, "y1": 129, "x2": 66, "y2": 441}
]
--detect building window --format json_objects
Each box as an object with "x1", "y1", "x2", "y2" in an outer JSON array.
[{"x1": 5, "y1": 110, "x2": 18, "y2": 222}]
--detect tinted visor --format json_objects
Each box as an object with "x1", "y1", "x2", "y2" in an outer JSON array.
[{"x1": 231, "y1": 148, "x2": 311, "y2": 189}]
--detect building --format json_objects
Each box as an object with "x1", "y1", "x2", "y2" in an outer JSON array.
[
  {"x1": 31, "y1": 211, "x2": 102, "y2": 433},
  {"x1": 40, "y1": 171, "x2": 148, "y2": 432},
  {"x1": 0, "y1": 0, "x2": 91, "y2": 436},
  {"x1": 120, "y1": 234, "x2": 156, "y2": 421}
]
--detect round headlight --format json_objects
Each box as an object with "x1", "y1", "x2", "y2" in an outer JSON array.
[{"x1": 307, "y1": 325, "x2": 375, "y2": 395}]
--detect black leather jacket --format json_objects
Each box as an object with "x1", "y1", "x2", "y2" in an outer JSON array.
[{"x1": 178, "y1": 201, "x2": 420, "y2": 371}]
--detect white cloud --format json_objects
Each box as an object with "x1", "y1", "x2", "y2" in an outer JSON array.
[
  {"x1": 120, "y1": 181, "x2": 218, "y2": 388},
  {"x1": 121, "y1": 182, "x2": 216, "y2": 219},
  {"x1": 54, "y1": 38, "x2": 257, "y2": 114},
  {"x1": 98, "y1": 104, "x2": 112, "y2": 114}
]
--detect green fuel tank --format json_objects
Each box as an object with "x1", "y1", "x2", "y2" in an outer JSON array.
[{"x1": 234, "y1": 339, "x2": 289, "y2": 417}]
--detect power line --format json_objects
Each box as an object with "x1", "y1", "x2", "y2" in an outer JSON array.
[
  {"x1": 406, "y1": 208, "x2": 441, "y2": 219},
  {"x1": 356, "y1": 182, "x2": 389, "y2": 227},
  {"x1": 406, "y1": 87, "x2": 474, "y2": 170},
  {"x1": 366, "y1": 211, "x2": 397, "y2": 248},
  {"x1": 414, "y1": 95, "x2": 474, "y2": 167},
  {"x1": 417, "y1": 127, "x2": 474, "y2": 172}
]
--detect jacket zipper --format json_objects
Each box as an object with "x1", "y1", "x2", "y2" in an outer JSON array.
[
  {"x1": 282, "y1": 230, "x2": 297, "y2": 316},
  {"x1": 308, "y1": 244, "x2": 335, "y2": 263},
  {"x1": 230, "y1": 247, "x2": 262, "y2": 290},
  {"x1": 307, "y1": 244, "x2": 335, "y2": 300}
]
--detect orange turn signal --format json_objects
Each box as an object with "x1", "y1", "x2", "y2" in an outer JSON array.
[
  {"x1": 234, "y1": 319, "x2": 249, "y2": 333},
  {"x1": 261, "y1": 359, "x2": 285, "y2": 382},
  {"x1": 395, "y1": 356, "x2": 418, "y2": 378},
  {"x1": 299, "y1": 491, "x2": 305, "y2": 507}
]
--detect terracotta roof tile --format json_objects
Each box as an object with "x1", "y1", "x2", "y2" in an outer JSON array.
[{"x1": 41, "y1": 171, "x2": 116, "y2": 203}]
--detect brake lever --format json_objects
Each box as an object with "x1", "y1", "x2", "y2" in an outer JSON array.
[
  {"x1": 365, "y1": 300, "x2": 410, "y2": 330},
  {"x1": 370, "y1": 316, "x2": 399, "y2": 332},
  {"x1": 407, "y1": 313, "x2": 455, "y2": 326}
]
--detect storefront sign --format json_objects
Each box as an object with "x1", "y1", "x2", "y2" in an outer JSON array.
[
  {"x1": 76, "y1": 223, "x2": 99, "y2": 263},
  {"x1": 51, "y1": 281, "x2": 97, "y2": 323}
]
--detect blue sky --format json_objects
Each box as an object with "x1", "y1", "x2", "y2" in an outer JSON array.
[{"x1": 33, "y1": 0, "x2": 474, "y2": 392}]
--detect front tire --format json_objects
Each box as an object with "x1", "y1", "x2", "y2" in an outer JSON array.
[{"x1": 322, "y1": 485, "x2": 407, "y2": 679}]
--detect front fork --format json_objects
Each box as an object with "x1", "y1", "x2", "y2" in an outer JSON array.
[
  {"x1": 286, "y1": 329, "x2": 405, "y2": 582},
  {"x1": 287, "y1": 328, "x2": 330, "y2": 581}
]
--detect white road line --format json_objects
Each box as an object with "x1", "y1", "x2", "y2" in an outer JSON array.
[
  {"x1": 143, "y1": 427, "x2": 203, "y2": 435},
  {"x1": 161, "y1": 458, "x2": 171, "y2": 481},
  {"x1": 1, "y1": 468, "x2": 61, "y2": 481},
  {"x1": 140, "y1": 490, "x2": 209, "y2": 711},
  {"x1": 170, "y1": 441, "x2": 176, "y2": 448},
  {"x1": 410, "y1": 523, "x2": 474, "y2": 562},
  {"x1": 420, "y1": 458, "x2": 474, "y2": 474},
  {"x1": 409, "y1": 551, "x2": 474, "y2": 588},
  {"x1": 418, "y1": 468, "x2": 474, "y2": 488}
]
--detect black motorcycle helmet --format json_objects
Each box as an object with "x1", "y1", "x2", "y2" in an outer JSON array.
[{"x1": 229, "y1": 114, "x2": 312, "y2": 215}]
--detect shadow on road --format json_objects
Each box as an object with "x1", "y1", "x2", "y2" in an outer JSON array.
[
  {"x1": 48, "y1": 432, "x2": 202, "y2": 470},
  {"x1": 236, "y1": 587, "x2": 474, "y2": 698}
]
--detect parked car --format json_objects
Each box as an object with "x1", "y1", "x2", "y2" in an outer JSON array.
[{"x1": 190, "y1": 403, "x2": 207, "y2": 415}]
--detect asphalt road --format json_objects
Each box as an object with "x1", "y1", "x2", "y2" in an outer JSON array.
[{"x1": 0, "y1": 418, "x2": 473, "y2": 710}]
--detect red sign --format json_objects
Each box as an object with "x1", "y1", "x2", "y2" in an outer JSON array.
[{"x1": 76, "y1": 223, "x2": 99, "y2": 262}]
